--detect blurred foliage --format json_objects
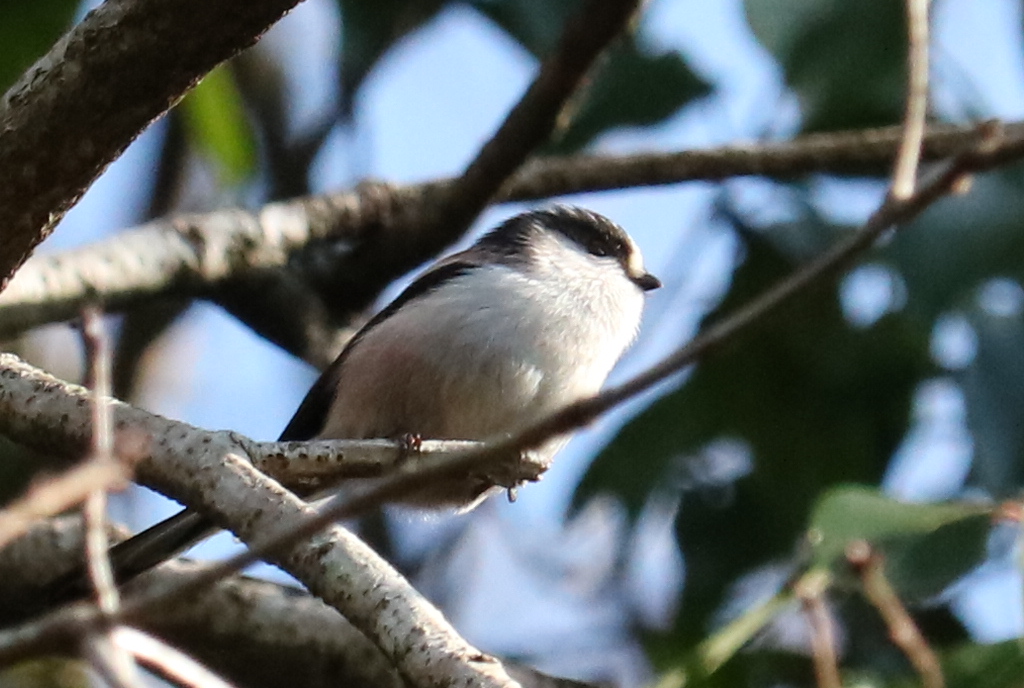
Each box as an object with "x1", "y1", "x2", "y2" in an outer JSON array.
[
  {"x1": 937, "y1": 639, "x2": 1024, "y2": 688},
  {"x1": 892, "y1": 170, "x2": 1024, "y2": 324},
  {"x1": 180, "y1": 66, "x2": 259, "y2": 186},
  {"x1": 4, "y1": 1, "x2": 1024, "y2": 687},
  {"x1": 0, "y1": 658, "x2": 90, "y2": 688},
  {"x1": 745, "y1": 0, "x2": 906, "y2": 131},
  {"x1": 581, "y1": 186, "x2": 1024, "y2": 683},
  {"x1": 584, "y1": 219, "x2": 933, "y2": 663},
  {"x1": 960, "y1": 300, "x2": 1024, "y2": 494}
]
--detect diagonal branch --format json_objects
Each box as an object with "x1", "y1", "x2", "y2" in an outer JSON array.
[
  {"x1": 1, "y1": 120, "x2": 1020, "y2": 360},
  {"x1": 0, "y1": 354, "x2": 523, "y2": 688},
  {"x1": 0, "y1": 0, "x2": 305, "y2": 290},
  {"x1": 308, "y1": 0, "x2": 644, "y2": 328}
]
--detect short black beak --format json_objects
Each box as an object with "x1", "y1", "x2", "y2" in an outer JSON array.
[{"x1": 633, "y1": 272, "x2": 662, "y2": 292}]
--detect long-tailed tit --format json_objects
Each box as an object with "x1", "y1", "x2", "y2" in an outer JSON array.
[{"x1": 64, "y1": 205, "x2": 660, "y2": 589}]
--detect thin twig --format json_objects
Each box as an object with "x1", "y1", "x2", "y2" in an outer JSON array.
[
  {"x1": 80, "y1": 307, "x2": 119, "y2": 615},
  {"x1": 847, "y1": 541, "x2": 944, "y2": 688},
  {"x1": 113, "y1": 627, "x2": 237, "y2": 688},
  {"x1": 795, "y1": 573, "x2": 842, "y2": 688},
  {"x1": 80, "y1": 307, "x2": 141, "y2": 686},
  {"x1": 82, "y1": 633, "x2": 142, "y2": 688},
  {"x1": 0, "y1": 463, "x2": 127, "y2": 550},
  {"x1": 891, "y1": 0, "x2": 931, "y2": 198}
]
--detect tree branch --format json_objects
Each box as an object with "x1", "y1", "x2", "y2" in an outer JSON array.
[
  {"x1": 0, "y1": 518, "x2": 399, "y2": 688},
  {"x1": 0, "y1": 354, "x2": 524, "y2": 687},
  {"x1": 416, "y1": 0, "x2": 644, "y2": 257},
  {"x1": 0, "y1": 0, "x2": 306, "y2": 290},
  {"x1": 0, "y1": 120, "x2": 1019, "y2": 358},
  {"x1": 890, "y1": 0, "x2": 931, "y2": 199},
  {"x1": 0, "y1": 519, "x2": 595, "y2": 688}
]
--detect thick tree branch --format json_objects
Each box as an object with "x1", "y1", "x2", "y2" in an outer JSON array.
[
  {"x1": 0, "y1": 0, "x2": 306, "y2": 290},
  {"x1": 0, "y1": 120, "x2": 1019, "y2": 355},
  {"x1": 0, "y1": 518, "x2": 400, "y2": 688},
  {"x1": 0, "y1": 354, "x2": 526, "y2": 687},
  {"x1": 0, "y1": 520, "x2": 595, "y2": 688}
]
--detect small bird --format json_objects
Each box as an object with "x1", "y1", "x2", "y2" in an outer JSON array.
[{"x1": 64, "y1": 205, "x2": 660, "y2": 590}]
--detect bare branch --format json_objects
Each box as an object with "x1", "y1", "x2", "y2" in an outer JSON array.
[
  {"x1": 80, "y1": 307, "x2": 120, "y2": 615},
  {"x1": 0, "y1": 519, "x2": 400, "y2": 688},
  {"x1": 0, "y1": 463, "x2": 127, "y2": 551},
  {"x1": 80, "y1": 307, "x2": 142, "y2": 688},
  {"x1": 134, "y1": 561, "x2": 401, "y2": 688},
  {"x1": 847, "y1": 542, "x2": 944, "y2": 688},
  {"x1": 422, "y1": 0, "x2": 644, "y2": 252},
  {"x1": 0, "y1": 355, "x2": 522, "y2": 688},
  {"x1": 1, "y1": 121, "x2": 1017, "y2": 350},
  {"x1": 891, "y1": 0, "x2": 932, "y2": 198},
  {"x1": 112, "y1": 627, "x2": 237, "y2": 688},
  {"x1": 0, "y1": 0, "x2": 305, "y2": 289},
  {"x1": 795, "y1": 574, "x2": 842, "y2": 688},
  {"x1": 246, "y1": 437, "x2": 545, "y2": 489}
]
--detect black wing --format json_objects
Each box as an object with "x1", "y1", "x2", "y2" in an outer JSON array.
[{"x1": 277, "y1": 254, "x2": 485, "y2": 441}]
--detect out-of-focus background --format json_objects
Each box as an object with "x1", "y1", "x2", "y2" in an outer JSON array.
[{"x1": 3, "y1": 0, "x2": 1024, "y2": 686}]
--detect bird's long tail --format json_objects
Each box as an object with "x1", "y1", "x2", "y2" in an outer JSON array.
[{"x1": 44, "y1": 509, "x2": 215, "y2": 605}]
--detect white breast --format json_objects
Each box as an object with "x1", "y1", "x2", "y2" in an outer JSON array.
[{"x1": 321, "y1": 232, "x2": 645, "y2": 444}]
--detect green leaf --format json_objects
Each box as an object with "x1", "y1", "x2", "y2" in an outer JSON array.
[
  {"x1": 808, "y1": 485, "x2": 992, "y2": 600},
  {"x1": 745, "y1": 0, "x2": 906, "y2": 131},
  {"x1": 180, "y1": 66, "x2": 258, "y2": 185},
  {"x1": 0, "y1": 1, "x2": 78, "y2": 93},
  {"x1": 582, "y1": 221, "x2": 931, "y2": 650}
]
